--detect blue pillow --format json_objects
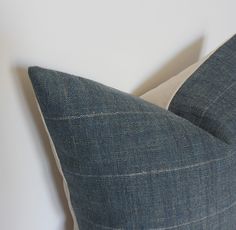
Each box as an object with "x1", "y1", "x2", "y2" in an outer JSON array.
[{"x1": 28, "y1": 35, "x2": 236, "y2": 230}]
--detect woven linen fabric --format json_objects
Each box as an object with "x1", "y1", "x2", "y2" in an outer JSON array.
[{"x1": 28, "y1": 35, "x2": 236, "y2": 230}]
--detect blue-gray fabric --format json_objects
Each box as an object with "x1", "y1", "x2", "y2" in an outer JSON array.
[{"x1": 28, "y1": 35, "x2": 236, "y2": 230}]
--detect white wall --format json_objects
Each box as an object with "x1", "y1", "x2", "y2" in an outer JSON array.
[{"x1": 0, "y1": 1, "x2": 235, "y2": 229}]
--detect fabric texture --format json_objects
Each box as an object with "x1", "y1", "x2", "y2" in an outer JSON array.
[{"x1": 28, "y1": 35, "x2": 236, "y2": 230}]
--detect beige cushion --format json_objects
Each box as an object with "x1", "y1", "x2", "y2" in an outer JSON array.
[{"x1": 140, "y1": 47, "x2": 219, "y2": 109}]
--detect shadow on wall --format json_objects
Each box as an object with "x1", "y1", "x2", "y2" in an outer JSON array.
[
  {"x1": 133, "y1": 36, "x2": 204, "y2": 96},
  {"x1": 13, "y1": 67, "x2": 74, "y2": 230}
]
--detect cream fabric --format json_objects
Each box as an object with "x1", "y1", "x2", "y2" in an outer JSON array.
[
  {"x1": 140, "y1": 35, "x2": 235, "y2": 109},
  {"x1": 33, "y1": 96, "x2": 79, "y2": 230},
  {"x1": 140, "y1": 53, "x2": 211, "y2": 109}
]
